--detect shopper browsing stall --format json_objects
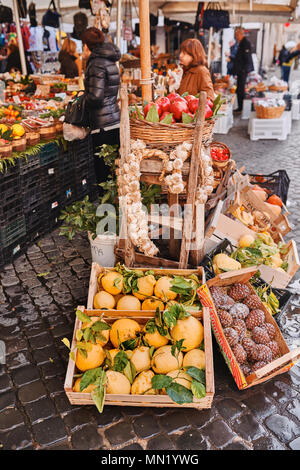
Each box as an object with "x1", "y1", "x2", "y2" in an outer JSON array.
[
  {"x1": 58, "y1": 38, "x2": 82, "y2": 78},
  {"x1": 176, "y1": 39, "x2": 215, "y2": 101},
  {"x1": 233, "y1": 27, "x2": 254, "y2": 113},
  {"x1": 5, "y1": 44, "x2": 33, "y2": 74},
  {"x1": 80, "y1": 27, "x2": 121, "y2": 186}
]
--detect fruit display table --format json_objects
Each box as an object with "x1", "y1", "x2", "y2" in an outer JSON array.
[{"x1": 0, "y1": 135, "x2": 97, "y2": 269}]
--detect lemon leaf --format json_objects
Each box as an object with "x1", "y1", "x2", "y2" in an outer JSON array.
[
  {"x1": 151, "y1": 374, "x2": 173, "y2": 390},
  {"x1": 76, "y1": 309, "x2": 91, "y2": 323},
  {"x1": 91, "y1": 370, "x2": 107, "y2": 413},
  {"x1": 166, "y1": 383, "x2": 193, "y2": 404},
  {"x1": 91, "y1": 321, "x2": 111, "y2": 332},
  {"x1": 61, "y1": 338, "x2": 70, "y2": 350},
  {"x1": 191, "y1": 380, "x2": 206, "y2": 399},
  {"x1": 113, "y1": 350, "x2": 129, "y2": 372},
  {"x1": 80, "y1": 367, "x2": 104, "y2": 392},
  {"x1": 186, "y1": 367, "x2": 206, "y2": 384}
]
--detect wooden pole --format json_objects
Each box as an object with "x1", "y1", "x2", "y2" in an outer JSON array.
[
  {"x1": 207, "y1": 26, "x2": 213, "y2": 68},
  {"x1": 139, "y1": 0, "x2": 152, "y2": 103},
  {"x1": 12, "y1": 0, "x2": 27, "y2": 75},
  {"x1": 179, "y1": 91, "x2": 207, "y2": 269},
  {"x1": 116, "y1": 0, "x2": 122, "y2": 50}
]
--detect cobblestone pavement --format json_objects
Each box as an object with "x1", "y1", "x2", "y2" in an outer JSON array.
[{"x1": 1, "y1": 117, "x2": 300, "y2": 451}]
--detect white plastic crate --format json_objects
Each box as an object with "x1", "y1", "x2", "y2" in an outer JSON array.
[
  {"x1": 248, "y1": 112, "x2": 288, "y2": 141},
  {"x1": 214, "y1": 104, "x2": 233, "y2": 134},
  {"x1": 283, "y1": 111, "x2": 292, "y2": 134},
  {"x1": 292, "y1": 99, "x2": 300, "y2": 120},
  {"x1": 242, "y1": 99, "x2": 252, "y2": 119}
]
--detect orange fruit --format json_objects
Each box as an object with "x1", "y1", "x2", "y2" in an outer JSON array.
[{"x1": 75, "y1": 343, "x2": 105, "y2": 372}]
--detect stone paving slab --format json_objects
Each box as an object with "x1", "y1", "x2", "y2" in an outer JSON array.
[{"x1": 0, "y1": 117, "x2": 299, "y2": 450}]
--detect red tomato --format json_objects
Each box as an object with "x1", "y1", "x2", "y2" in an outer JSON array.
[
  {"x1": 205, "y1": 105, "x2": 213, "y2": 119},
  {"x1": 155, "y1": 97, "x2": 170, "y2": 114},
  {"x1": 170, "y1": 99, "x2": 189, "y2": 121},
  {"x1": 167, "y1": 92, "x2": 181, "y2": 103},
  {"x1": 188, "y1": 97, "x2": 199, "y2": 114},
  {"x1": 160, "y1": 111, "x2": 176, "y2": 123},
  {"x1": 144, "y1": 101, "x2": 161, "y2": 117}
]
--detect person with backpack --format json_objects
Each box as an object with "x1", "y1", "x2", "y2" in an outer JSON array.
[
  {"x1": 280, "y1": 42, "x2": 300, "y2": 84},
  {"x1": 233, "y1": 27, "x2": 254, "y2": 113}
]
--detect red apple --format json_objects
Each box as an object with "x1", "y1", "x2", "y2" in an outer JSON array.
[
  {"x1": 170, "y1": 99, "x2": 189, "y2": 121},
  {"x1": 155, "y1": 96, "x2": 170, "y2": 114},
  {"x1": 205, "y1": 105, "x2": 213, "y2": 119},
  {"x1": 160, "y1": 112, "x2": 176, "y2": 123},
  {"x1": 144, "y1": 101, "x2": 162, "y2": 117},
  {"x1": 184, "y1": 94, "x2": 196, "y2": 103},
  {"x1": 167, "y1": 92, "x2": 181, "y2": 103},
  {"x1": 206, "y1": 98, "x2": 214, "y2": 109},
  {"x1": 188, "y1": 97, "x2": 199, "y2": 114}
]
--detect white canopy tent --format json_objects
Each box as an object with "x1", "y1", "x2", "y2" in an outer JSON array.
[{"x1": 5, "y1": 0, "x2": 300, "y2": 75}]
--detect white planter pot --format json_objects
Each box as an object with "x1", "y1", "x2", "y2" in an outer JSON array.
[{"x1": 88, "y1": 232, "x2": 117, "y2": 267}]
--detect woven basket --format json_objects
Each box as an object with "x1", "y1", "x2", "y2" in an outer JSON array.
[
  {"x1": 255, "y1": 105, "x2": 285, "y2": 119},
  {"x1": 210, "y1": 141, "x2": 231, "y2": 168},
  {"x1": 268, "y1": 85, "x2": 288, "y2": 92},
  {"x1": 0, "y1": 143, "x2": 13, "y2": 159},
  {"x1": 130, "y1": 118, "x2": 215, "y2": 148},
  {"x1": 39, "y1": 125, "x2": 57, "y2": 140}
]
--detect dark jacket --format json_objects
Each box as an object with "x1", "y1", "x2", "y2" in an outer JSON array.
[
  {"x1": 84, "y1": 41, "x2": 121, "y2": 130},
  {"x1": 233, "y1": 37, "x2": 254, "y2": 75},
  {"x1": 58, "y1": 50, "x2": 78, "y2": 78}
]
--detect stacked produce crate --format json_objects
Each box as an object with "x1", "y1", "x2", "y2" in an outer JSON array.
[{"x1": 0, "y1": 135, "x2": 97, "y2": 268}]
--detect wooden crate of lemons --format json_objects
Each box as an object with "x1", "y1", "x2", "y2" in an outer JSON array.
[{"x1": 64, "y1": 264, "x2": 214, "y2": 410}]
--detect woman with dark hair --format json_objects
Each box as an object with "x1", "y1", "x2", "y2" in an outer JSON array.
[
  {"x1": 58, "y1": 38, "x2": 81, "y2": 78},
  {"x1": 5, "y1": 44, "x2": 33, "y2": 74},
  {"x1": 80, "y1": 27, "x2": 121, "y2": 185},
  {"x1": 177, "y1": 38, "x2": 214, "y2": 100}
]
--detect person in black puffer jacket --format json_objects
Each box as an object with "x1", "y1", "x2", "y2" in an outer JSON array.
[{"x1": 81, "y1": 27, "x2": 121, "y2": 186}]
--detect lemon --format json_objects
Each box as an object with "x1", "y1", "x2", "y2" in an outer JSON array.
[
  {"x1": 75, "y1": 343, "x2": 105, "y2": 372},
  {"x1": 73, "y1": 377, "x2": 97, "y2": 393},
  {"x1": 93, "y1": 291, "x2": 116, "y2": 309},
  {"x1": 142, "y1": 298, "x2": 164, "y2": 311},
  {"x1": 116, "y1": 295, "x2": 141, "y2": 311},
  {"x1": 131, "y1": 370, "x2": 157, "y2": 395},
  {"x1": 133, "y1": 275, "x2": 156, "y2": 300},
  {"x1": 101, "y1": 271, "x2": 123, "y2": 295},
  {"x1": 170, "y1": 316, "x2": 204, "y2": 352},
  {"x1": 144, "y1": 328, "x2": 169, "y2": 348},
  {"x1": 166, "y1": 370, "x2": 192, "y2": 390},
  {"x1": 0, "y1": 124, "x2": 8, "y2": 133},
  {"x1": 183, "y1": 349, "x2": 205, "y2": 370},
  {"x1": 110, "y1": 318, "x2": 141, "y2": 348},
  {"x1": 81, "y1": 317, "x2": 110, "y2": 346},
  {"x1": 130, "y1": 346, "x2": 151, "y2": 373},
  {"x1": 106, "y1": 370, "x2": 131, "y2": 394},
  {"x1": 154, "y1": 276, "x2": 177, "y2": 301},
  {"x1": 151, "y1": 345, "x2": 183, "y2": 374},
  {"x1": 11, "y1": 124, "x2": 25, "y2": 137}
]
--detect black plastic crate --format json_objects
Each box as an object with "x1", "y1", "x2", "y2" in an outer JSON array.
[
  {"x1": 40, "y1": 161, "x2": 61, "y2": 202},
  {"x1": 72, "y1": 135, "x2": 93, "y2": 163},
  {"x1": 0, "y1": 216, "x2": 26, "y2": 248},
  {"x1": 75, "y1": 168, "x2": 97, "y2": 200},
  {"x1": 39, "y1": 142, "x2": 59, "y2": 167},
  {"x1": 19, "y1": 152, "x2": 40, "y2": 175},
  {"x1": 25, "y1": 204, "x2": 46, "y2": 241},
  {"x1": 0, "y1": 169, "x2": 20, "y2": 201},
  {"x1": 246, "y1": 170, "x2": 290, "y2": 205},
  {"x1": 60, "y1": 181, "x2": 77, "y2": 207},
  {"x1": 0, "y1": 197, "x2": 23, "y2": 229},
  {"x1": 59, "y1": 147, "x2": 74, "y2": 175},
  {"x1": 43, "y1": 198, "x2": 62, "y2": 231},
  {"x1": 201, "y1": 238, "x2": 293, "y2": 317},
  {"x1": 1, "y1": 235, "x2": 27, "y2": 266}
]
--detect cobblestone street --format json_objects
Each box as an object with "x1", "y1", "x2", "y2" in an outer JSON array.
[{"x1": 0, "y1": 116, "x2": 300, "y2": 451}]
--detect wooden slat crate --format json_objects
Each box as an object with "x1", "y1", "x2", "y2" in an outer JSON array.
[
  {"x1": 197, "y1": 267, "x2": 300, "y2": 390},
  {"x1": 87, "y1": 262, "x2": 205, "y2": 310},
  {"x1": 64, "y1": 306, "x2": 215, "y2": 409}
]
